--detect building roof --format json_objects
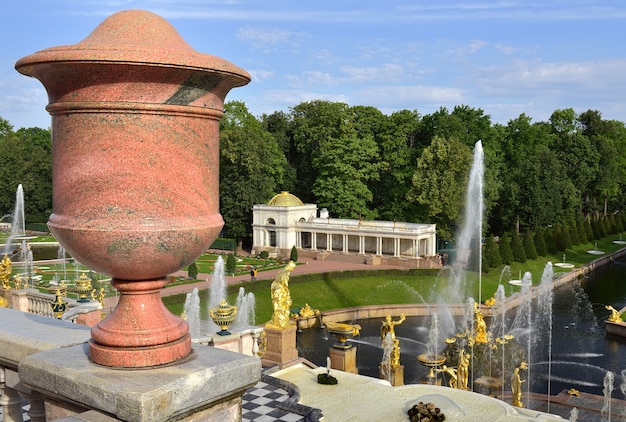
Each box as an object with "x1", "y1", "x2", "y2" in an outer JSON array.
[{"x1": 267, "y1": 191, "x2": 304, "y2": 206}]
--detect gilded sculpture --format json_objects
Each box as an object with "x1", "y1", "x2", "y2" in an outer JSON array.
[
  {"x1": 381, "y1": 313, "x2": 406, "y2": 342},
  {"x1": 270, "y1": 260, "x2": 297, "y2": 328},
  {"x1": 473, "y1": 301, "x2": 488, "y2": 344},
  {"x1": 511, "y1": 362, "x2": 528, "y2": 407},
  {"x1": 0, "y1": 254, "x2": 12, "y2": 290},
  {"x1": 457, "y1": 348, "x2": 470, "y2": 390},
  {"x1": 606, "y1": 305, "x2": 624, "y2": 323}
]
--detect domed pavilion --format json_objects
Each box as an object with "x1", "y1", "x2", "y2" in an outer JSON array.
[{"x1": 252, "y1": 192, "x2": 439, "y2": 268}]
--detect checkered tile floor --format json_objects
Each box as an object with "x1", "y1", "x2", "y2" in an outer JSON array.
[{"x1": 242, "y1": 380, "x2": 305, "y2": 422}]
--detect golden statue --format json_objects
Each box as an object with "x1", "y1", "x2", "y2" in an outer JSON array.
[
  {"x1": 473, "y1": 301, "x2": 488, "y2": 343},
  {"x1": 390, "y1": 338, "x2": 401, "y2": 368},
  {"x1": 484, "y1": 295, "x2": 496, "y2": 307},
  {"x1": 297, "y1": 303, "x2": 320, "y2": 318},
  {"x1": 457, "y1": 349, "x2": 470, "y2": 390},
  {"x1": 606, "y1": 305, "x2": 623, "y2": 323},
  {"x1": 511, "y1": 362, "x2": 528, "y2": 407},
  {"x1": 97, "y1": 288, "x2": 105, "y2": 307},
  {"x1": 381, "y1": 313, "x2": 406, "y2": 343},
  {"x1": 1, "y1": 254, "x2": 12, "y2": 290},
  {"x1": 13, "y1": 273, "x2": 23, "y2": 290},
  {"x1": 437, "y1": 365, "x2": 458, "y2": 389},
  {"x1": 90, "y1": 289, "x2": 97, "y2": 300},
  {"x1": 270, "y1": 260, "x2": 297, "y2": 328}
]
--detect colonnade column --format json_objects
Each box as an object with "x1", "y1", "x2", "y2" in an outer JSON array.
[
  {"x1": 342, "y1": 235, "x2": 348, "y2": 252},
  {"x1": 359, "y1": 236, "x2": 365, "y2": 254},
  {"x1": 311, "y1": 232, "x2": 317, "y2": 250}
]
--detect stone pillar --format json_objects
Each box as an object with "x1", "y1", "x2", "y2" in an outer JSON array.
[
  {"x1": 329, "y1": 346, "x2": 358, "y2": 374},
  {"x1": 18, "y1": 391, "x2": 45, "y2": 422},
  {"x1": 262, "y1": 324, "x2": 299, "y2": 367},
  {"x1": 0, "y1": 381, "x2": 24, "y2": 422}
]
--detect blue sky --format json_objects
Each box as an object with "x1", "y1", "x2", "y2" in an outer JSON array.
[{"x1": 1, "y1": 1, "x2": 625, "y2": 130}]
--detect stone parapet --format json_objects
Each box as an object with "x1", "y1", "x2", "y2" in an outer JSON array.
[
  {"x1": 19, "y1": 345, "x2": 260, "y2": 422},
  {"x1": 0, "y1": 307, "x2": 262, "y2": 422}
]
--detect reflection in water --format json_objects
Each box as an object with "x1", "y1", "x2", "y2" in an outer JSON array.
[{"x1": 297, "y1": 258, "x2": 626, "y2": 397}]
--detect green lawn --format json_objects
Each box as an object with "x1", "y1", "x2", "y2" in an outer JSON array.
[{"x1": 164, "y1": 235, "x2": 626, "y2": 324}]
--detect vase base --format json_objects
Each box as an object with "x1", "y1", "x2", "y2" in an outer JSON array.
[{"x1": 88, "y1": 333, "x2": 192, "y2": 368}]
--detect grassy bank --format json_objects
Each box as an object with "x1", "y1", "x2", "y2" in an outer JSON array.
[{"x1": 163, "y1": 236, "x2": 626, "y2": 323}]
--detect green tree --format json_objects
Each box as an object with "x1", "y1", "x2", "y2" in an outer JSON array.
[
  {"x1": 511, "y1": 230, "x2": 526, "y2": 263},
  {"x1": 484, "y1": 234, "x2": 502, "y2": 268},
  {"x1": 311, "y1": 124, "x2": 381, "y2": 219},
  {"x1": 407, "y1": 135, "x2": 473, "y2": 240},
  {"x1": 490, "y1": 114, "x2": 552, "y2": 234},
  {"x1": 290, "y1": 245, "x2": 298, "y2": 262},
  {"x1": 549, "y1": 108, "x2": 599, "y2": 216},
  {"x1": 219, "y1": 101, "x2": 287, "y2": 243},
  {"x1": 289, "y1": 100, "x2": 351, "y2": 202},
  {"x1": 544, "y1": 227, "x2": 557, "y2": 254},
  {"x1": 0, "y1": 125, "x2": 52, "y2": 223},
  {"x1": 499, "y1": 232, "x2": 514, "y2": 265},
  {"x1": 187, "y1": 261, "x2": 198, "y2": 279},
  {"x1": 226, "y1": 254, "x2": 236, "y2": 276},
  {"x1": 523, "y1": 231, "x2": 538, "y2": 260},
  {"x1": 534, "y1": 226, "x2": 548, "y2": 257},
  {"x1": 370, "y1": 109, "x2": 421, "y2": 222}
]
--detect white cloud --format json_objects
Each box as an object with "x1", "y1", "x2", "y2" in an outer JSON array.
[
  {"x1": 248, "y1": 69, "x2": 274, "y2": 83},
  {"x1": 235, "y1": 26, "x2": 304, "y2": 52},
  {"x1": 354, "y1": 84, "x2": 465, "y2": 107},
  {"x1": 339, "y1": 63, "x2": 406, "y2": 83}
]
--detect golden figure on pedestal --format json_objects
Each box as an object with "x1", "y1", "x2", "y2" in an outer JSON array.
[
  {"x1": 457, "y1": 349, "x2": 470, "y2": 390},
  {"x1": 511, "y1": 362, "x2": 528, "y2": 407},
  {"x1": 270, "y1": 260, "x2": 296, "y2": 328},
  {"x1": 472, "y1": 302, "x2": 488, "y2": 344},
  {"x1": 606, "y1": 305, "x2": 624, "y2": 323},
  {"x1": 437, "y1": 365, "x2": 458, "y2": 388},
  {"x1": 1, "y1": 254, "x2": 12, "y2": 290},
  {"x1": 381, "y1": 313, "x2": 405, "y2": 343}
]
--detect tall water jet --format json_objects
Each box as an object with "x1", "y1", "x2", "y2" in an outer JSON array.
[
  {"x1": 535, "y1": 262, "x2": 554, "y2": 411},
  {"x1": 602, "y1": 371, "x2": 614, "y2": 422},
  {"x1": 448, "y1": 140, "x2": 484, "y2": 304},
  {"x1": 2, "y1": 184, "x2": 25, "y2": 256},
  {"x1": 508, "y1": 271, "x2": 533, "y2": 403}
]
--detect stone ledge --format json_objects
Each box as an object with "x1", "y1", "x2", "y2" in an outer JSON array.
[{"x1": 19, "y1": 344, "x2": 261, "y2": 422}]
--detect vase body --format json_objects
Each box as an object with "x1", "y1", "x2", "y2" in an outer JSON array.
[{"x1": 15, "y1": 10, "x2": 250, "y2": 367}]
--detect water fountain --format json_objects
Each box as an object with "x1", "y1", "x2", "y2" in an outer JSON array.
[
  {"x1": 207, "y1": 255, "x2": 227, "y2": 333},
  {"x1": 417, "y1": 313, "x2": 446, "y2": 384},
  {"x1": 233, "y1": 287, "x2": 256, "y2": 329},
  {"x1": 183, "y1": 288, "x2": 201, "y2": 338},
  {"x1": 602, "y1": 371, "x2": 614, "y2": 421}
]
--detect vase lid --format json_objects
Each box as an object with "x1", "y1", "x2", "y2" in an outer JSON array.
[{"x1": 15, "y1": 9, "x2": 250, "y2": 86}]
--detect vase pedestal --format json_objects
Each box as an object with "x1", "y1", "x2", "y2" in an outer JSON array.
[
  {"x1": 329, "y1": 346, "x2": 358, "y2": 374},
  {"x1": 89, "y1": 278, "x2": 191, "y2": 367},
  {"x1": 262, "y1": 324, "x2": 298, "y2": 368}
]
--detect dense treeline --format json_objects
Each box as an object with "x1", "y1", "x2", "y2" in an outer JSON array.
[{"x1": 1, "y1": 101, "x2": 625, "y2": 249}]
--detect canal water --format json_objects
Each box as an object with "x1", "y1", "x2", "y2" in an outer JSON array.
[{"x1": 296, "y1": 257, "x2": 626, "y2": 397}]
